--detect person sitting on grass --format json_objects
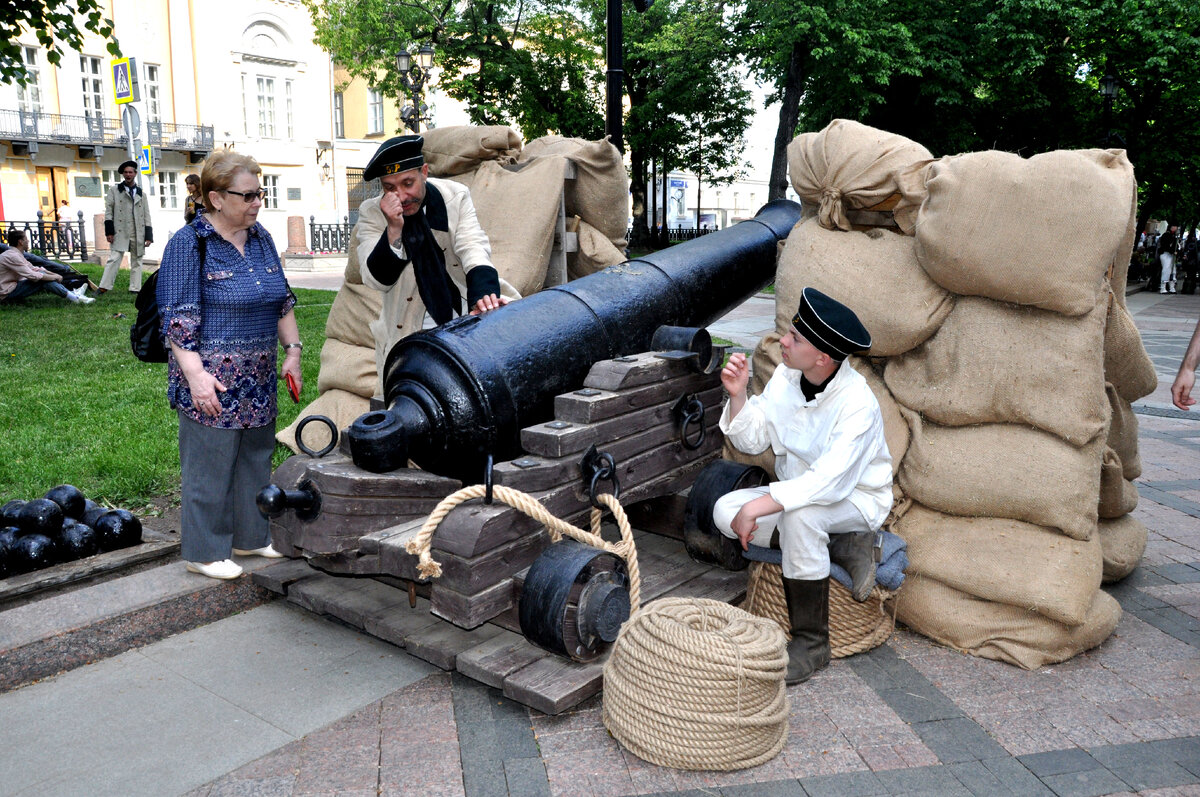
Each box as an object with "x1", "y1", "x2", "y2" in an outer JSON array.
[{"x1": 0, "y1": 230, "x2": 94, "y2": 305}]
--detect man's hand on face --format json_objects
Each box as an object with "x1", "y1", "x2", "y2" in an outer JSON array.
[{"x1": 380, "y1": 191, "x2": 406, "y2": 242}]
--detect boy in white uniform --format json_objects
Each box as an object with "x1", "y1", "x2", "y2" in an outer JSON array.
[{"x1": 715, "y1": 287, "x2": 892, "y2": 683}]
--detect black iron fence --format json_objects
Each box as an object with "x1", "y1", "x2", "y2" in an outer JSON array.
[
  {"x1": 627, "y1": 226, "x2": 717, "y2": 243},
  {"x1": 0, "y1": 212, "x2": 88, "y2": 261},
  {"x1": 309, "y1": 216, "x2": 352, "y2": 253}
]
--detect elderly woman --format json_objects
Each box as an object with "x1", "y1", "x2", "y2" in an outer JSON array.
[
  {"x1": 183, "y1": 174, "x2": 204, "y2": 224},
  {"x1": 157, "y1": 150, "x2": 302, "y2": 579}
]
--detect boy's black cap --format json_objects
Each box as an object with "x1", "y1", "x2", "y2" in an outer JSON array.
[{"x1": 791, "y1": 287, "x2": 872, "y2": 361}]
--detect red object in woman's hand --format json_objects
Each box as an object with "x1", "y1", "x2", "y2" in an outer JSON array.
[{"x1": 286, "y1": 373, "x2": 300, "y2": 403}]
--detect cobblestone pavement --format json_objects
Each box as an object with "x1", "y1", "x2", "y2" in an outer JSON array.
[{"x1": 186, "y1": 291, "x2": 1200, "y2": 797}]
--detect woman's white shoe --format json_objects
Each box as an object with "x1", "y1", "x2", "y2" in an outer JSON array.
[
  {"x1": 185, "y1": 559, "x2": 244, "y2": 579},
  {"x1": 231, "y1": 544, "x2": 285, "y2": 559}
]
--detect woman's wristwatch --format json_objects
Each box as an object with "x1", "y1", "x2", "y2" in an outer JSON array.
[{"x1": 282, "y1": 342, "x2": 303, "y2": 352}]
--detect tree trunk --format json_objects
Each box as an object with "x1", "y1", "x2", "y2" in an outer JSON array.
[
  {"x1": 768, "y1": 42, "x2": 806, "y2": 202},
  {"x1": 629, "y1": 148, "x2": 652, "y2": 250}
]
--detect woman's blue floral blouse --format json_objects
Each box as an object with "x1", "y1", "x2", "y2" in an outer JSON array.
[{"x1": 157, "y1": 216, "x2": 296, "y2": 429}]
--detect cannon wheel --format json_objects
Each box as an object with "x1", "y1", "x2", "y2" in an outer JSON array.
[
  {"x1": 684, "y1": 460, "x2": 770, "y2": 570},
  {"x1": 519, "y1": 539, "x2": 630, "y2": 662}
]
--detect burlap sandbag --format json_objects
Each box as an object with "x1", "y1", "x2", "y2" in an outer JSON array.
[
  {"x1": 849, "y1": 356, "x2": 909, "y2": 474},
  {"x1": 775, "y1": 219, "x2": 954, "y2": 357},
  {"x1": 893, "y1": 573, "x2": 1121, "y2": 670},
  {"x1": 1106, "y1": 383, "x2": 1142, "y2": 480},
  {"x1": 1104, "y1": 302, "x2": 1158, "y2": 402},
  {"x1": 914, "y1": 149, "x2": 1135, "y2": 316},
  {"x1": 786, "y1": 119, "x2": 933, "y2": 234},
  {"x1": 898, "y1": 408, "x2": 1103, "y2": 541},
  {"x1": 344, "y1": 234, "x2": 365, "y2": 285},
  {"x1": 1108, "y1": 176, "x2": 1139, "y2": 303},
  {"x1": 421, "y1": 125, "x2": 521, "y2": 177},
  {"x1": 520, "y1": 135, "x2": 628, "y2": 249},
  {"x1": 323, "y1": 281, "x2": 383, "y2": 350},
  {"x1": 470, "y1": 156, "x2": 566, "y2": 296},
  {"x1": 1098, "y1": 514, "x2": 1147, "y2": 584},
  {"x1": 276, "y1": 388, "x2": 371, "y2": 454},
  {"x1": 1098, "y1": 448, "x2": 1139, "y2": 519},
  {"x1": 571, "y1": 217, "x2": 626, "y2": 279},
  {"x1": 317, "y1": 338, "x2": 376, "y2": 398},
  {"x1": 750, "y1": 332, "x2": 782, "y2": 397},
  {"x1": 892, "y1": 503, "x2": 1101, "y2": 627},
  {"x1": 884, "y1": 295, "x2": 1109, "y2": 445}
]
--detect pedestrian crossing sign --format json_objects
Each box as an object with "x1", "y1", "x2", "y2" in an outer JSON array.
[
  {"x1": 111, "y1": 57, "x2": 141, "y2": 104},
  {"x1": 139, "y1": 145, "x2": 152, "y2": 175}
]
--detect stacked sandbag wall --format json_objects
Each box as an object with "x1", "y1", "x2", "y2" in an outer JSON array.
[{"x1": 746, "y1": 119, "x2": 1157, "y2": 669}]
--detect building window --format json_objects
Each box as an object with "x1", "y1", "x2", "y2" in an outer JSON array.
[
  {"x1": 80, "y1": 55, "x2": 104, "y2": 121},
  {"x1": 157, "y1": 171, "x2": 179, "y2": 209},
  {"x1": 334, "y1": 91, "x2": 344, "y2": 138},
  {"x1": 17, "y1": 47, "x2": 42, "y2": 115},
  {"x1": 145, "y1": 64, "x2": 161, "y2": 123},
  {"x1": 262, "y1": 175, "x2": 279, "y2": 209},
  {"x1": 368, "y1": 89, "x2": 384, "y2": 134},
  {"x1": 257, "y1": 76, "x2": 276, "y2": 137},
  {"x1": 285, "y1": 79, "x2": 294, "y2": 139}
]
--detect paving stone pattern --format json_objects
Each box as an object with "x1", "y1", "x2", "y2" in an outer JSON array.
[{"x1": 187, "y1": 292, "x2": 1200, "y2": 797}]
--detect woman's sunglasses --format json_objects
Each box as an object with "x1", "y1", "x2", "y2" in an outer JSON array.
[{"x1": 223, "y1": 189, "x2": 265, "y2": 202}]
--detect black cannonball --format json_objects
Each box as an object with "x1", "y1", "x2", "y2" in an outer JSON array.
[
  {"x1": 107, "y1": 509, "x2": 143, "y2": 548},
  {"x1": 16, "y1": 498, "x2": 63, "y2": 537},
  {"x1": 1, "y1": 500, "x2": 24, "y2": 527},
  {"x1": 44, "y1": 485, "x2": 86, "y2": 520},
  {"x1": 81, "y1": 503, "x2": 108, "y2": 530},
  {"x1": 9, "y1": 533, "x2": 58, "y2": 574},
  {"x1": 59, "y1": 521, "x2": 99, "y2": 561},
  {"x1": 0, "y1": 526, "x2": 17, "y2": 579}
]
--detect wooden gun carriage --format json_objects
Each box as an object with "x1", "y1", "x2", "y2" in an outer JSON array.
[{"x1": 255, "y1": 202, "x2": 801, "y2": 712}]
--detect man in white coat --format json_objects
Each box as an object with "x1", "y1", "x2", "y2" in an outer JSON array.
[
  {"x1": 714, "y1": 287, "x2": 892, "y2": 684},
  {"x1": 356, "y1": 135, "x2": 519, "y2": 395},
  {"x1": 100, "y1": 160, "x2": 153, "y2": 293}
]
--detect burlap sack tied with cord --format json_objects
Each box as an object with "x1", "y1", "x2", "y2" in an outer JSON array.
[{"x1": 787, "y1": 119, "x2": 932, "y2": 234}]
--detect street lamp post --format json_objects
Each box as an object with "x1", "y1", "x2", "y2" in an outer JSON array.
[
  {"x1": 396, "y1": 43, "x2": 436, "y2": 134},
  {"x1": 1099, "y1": 73, "x2": 1122, "y2": 148}
]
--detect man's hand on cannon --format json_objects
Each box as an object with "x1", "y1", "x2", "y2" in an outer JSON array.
[{"x1": 470, "y1": 293, "x2": 510, "y2": 316}]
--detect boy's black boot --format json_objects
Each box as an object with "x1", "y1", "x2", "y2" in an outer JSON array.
[
  {"x1": 782, "y1": 576, "x2": 831, "y2": 684},
  {"x1": 828, "y1": 530, "x2": 879, "y2": 602}
]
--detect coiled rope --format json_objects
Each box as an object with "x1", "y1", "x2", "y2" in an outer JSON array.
[
  {"x1": 405, "y1": 483, "x2": 641, "y2": 613},
  {"x1": 406, "y1": 483, "x2": 789, "y2": 771},
  {"x1": 603, "y1": 597, "x2": 789, "y2": 770}
]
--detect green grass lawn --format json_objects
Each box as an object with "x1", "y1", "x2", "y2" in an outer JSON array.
[{"x1": 0, "y1": 261, "x2": 331, "y2": 509}]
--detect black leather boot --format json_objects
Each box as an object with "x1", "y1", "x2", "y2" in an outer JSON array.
[
  {"x1": 828, "y1": 530, "x2": 879, "y2": 602},
  {"x1": 782, "y1": 576, "x2": 830, "y2": 684}
]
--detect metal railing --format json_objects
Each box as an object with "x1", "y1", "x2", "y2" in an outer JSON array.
[
  {"x1": 627, "y1": 226, "x2": 717, "y2": 243},
  {"x1": 0, "y1": 212, "x2": 89, "y2": 261},
  {"x1": 0, "y1": 109, "x2": 213, "y2": 152},
  {"x1": 309, "y1": 216, "x2": 352, "y2": 253}
]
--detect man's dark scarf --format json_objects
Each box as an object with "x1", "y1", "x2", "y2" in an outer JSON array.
[{"x1": 366, "y1": 183, "x2": 499, "y2": 325}]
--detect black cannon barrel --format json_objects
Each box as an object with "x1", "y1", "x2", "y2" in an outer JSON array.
[{"x1": 346, "y1": 200, "x2": 801, "y2": 481}]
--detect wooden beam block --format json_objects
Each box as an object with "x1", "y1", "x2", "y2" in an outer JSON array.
[
  {"x1": 456, "y1": 630, "x2": 552, "y2": 689},
  {"x1": 249, "y1": 558, "x2": 318, "y2": 596},
  {"x1": 404, "y1": 618, "x2": 504, "y2": 670},
  {"x1": 362, "y1": 595, "x2": 444, "y2": 648},
  {"x1": 554, "y1": 371, "x2": 719, "y2": 424},
  {"x1": 429, "y1": 578, "x2": 516, "y2": 629},
  {"x1": 502, "y1": 654, "x2": 607, "y2": 715},
  {"x1": 623, "y1": 492, "x2": 690, "y2": 541},
  {"x1": 582, "y1": 350, "x2": 700, "y2": 391}
]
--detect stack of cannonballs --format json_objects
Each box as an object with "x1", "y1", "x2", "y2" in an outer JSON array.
[
  {"x1": 747, "y1": 119, "x2": 1154, "y2": 669},
  {"x1": 278, "y1": 125, "x2": 631, "y2": 452},
  {"x1": 0, "y1": 485, "x2": 143, "y2": 579}
]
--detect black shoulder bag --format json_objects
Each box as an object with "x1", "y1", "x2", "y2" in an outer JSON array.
[{"x1": 131, "y1": 234, "x2": 206, "y2": 363}]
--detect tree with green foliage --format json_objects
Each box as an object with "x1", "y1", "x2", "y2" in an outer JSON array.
[{"x1": 1, "y1": 0, "x2": 120, "y2": 85}]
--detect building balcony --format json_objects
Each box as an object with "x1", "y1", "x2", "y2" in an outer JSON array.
[{"x1": 0, "y1": 109, "x2": 214, "y2": 160}]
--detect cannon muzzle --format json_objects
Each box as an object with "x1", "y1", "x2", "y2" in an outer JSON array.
[{"x1": 346, "y1": 200, "x2": 802, "y2": 481}]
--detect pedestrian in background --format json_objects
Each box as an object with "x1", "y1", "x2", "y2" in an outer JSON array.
[
  {"x1": 100, "y1": 160, "x2": 153, "y2": 294},
  {"x1": 156, "y1": 150, "x2": 301, "y2": 580},
  {"x1": 1158, "y1": 224, "x2": 1179, "y2": 294},
  {"x1": 57, "y1": 198, "x2": 75, "y2": 250},
  {"x1": 184, "y1": 174, "x2": 204, "y2": 224}
]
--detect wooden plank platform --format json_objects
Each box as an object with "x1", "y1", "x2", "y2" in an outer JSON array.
[{"x1": 251, "y1": 529, "x2": 746, "y2": 714}]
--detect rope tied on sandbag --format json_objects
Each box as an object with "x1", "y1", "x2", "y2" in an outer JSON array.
[
  {"x1": 819, "y1": 185, "x2": 849, "y2": 231},
  {"x1": 404, "y1": 483, "x2": 641, "y2": 613},
  {"x1": 602, "y1": 597, "x2": 789, "y2": 770}
]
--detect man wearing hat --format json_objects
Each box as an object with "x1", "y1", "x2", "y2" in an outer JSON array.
[
  {"x1": 356, "y1": 135, "x2": 518, "y2": 391},
  {"x1": 714, "y1": 287, "x2": 892, "y2": 684},
  {"x1": 100, "y1": 160, "x2": 153, "y2": 294}
]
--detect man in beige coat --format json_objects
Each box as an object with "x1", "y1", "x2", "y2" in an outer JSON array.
[
  {"x1": 357, "y1": 135, "x2": 518, "y2": 395},
  {"x1": 100, "y1": 160, "x2": 153, "y2": 293}
]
